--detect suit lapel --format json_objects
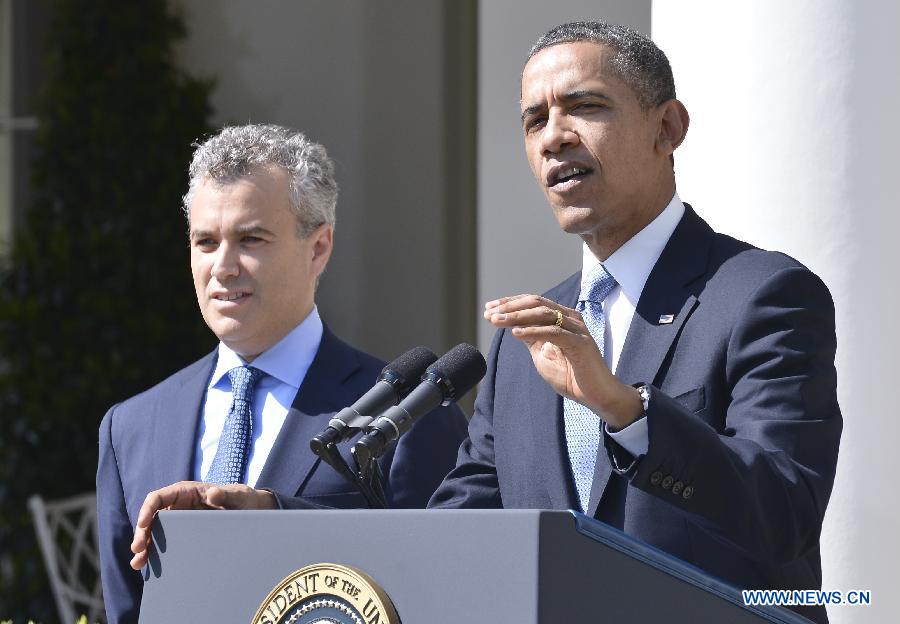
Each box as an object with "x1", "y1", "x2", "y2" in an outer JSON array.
[
  {"x1": 537, "y1": 272, "x2": 581, "y2": 510},
  {"x1": 256, "y1": 327, "x2": 361, "y2": 495},
  {"x1": 613, "y1": 206, "x2": 712, "y2": 387},
  {"x1": 586, "y1": 206, "x2": 713, "y2": 517},
  {"x1": 154, "y1": 352, "x2": 216, "y2": 487}
]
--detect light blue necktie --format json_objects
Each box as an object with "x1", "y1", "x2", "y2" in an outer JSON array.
[
  {"x1": 563, "y1": 263, "x2": 618, "y2": 512},
  {"x1": 206, "y1": 366, "x2": 265, "y2": 485}
]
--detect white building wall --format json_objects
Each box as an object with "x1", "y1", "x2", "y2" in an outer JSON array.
[{"x1": 653, "y1": 2, "x2": 899, "y2": 621}]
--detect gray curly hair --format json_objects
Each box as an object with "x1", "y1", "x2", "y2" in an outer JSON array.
[
  {"x1": 529, "y1": 20, "x2": 676, "y2": 111},
  {"x1": 182, "y1": 124, "x2": 337, "y2": 237}
]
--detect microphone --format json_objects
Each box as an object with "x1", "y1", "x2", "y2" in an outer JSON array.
[
  {"x1": 310, "y1": 346, "x2": 438, "y2": 455},
  {"x1": 352, "y1": 343, "x2": 486, "y2": 466}
]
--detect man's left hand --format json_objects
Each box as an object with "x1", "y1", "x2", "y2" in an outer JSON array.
[
  {"x1": 130, "y1": 481, "x2": 277, "y2": 570},
  {"x1": 485, "y1": 294, "x2": 643, "y2": 429}
]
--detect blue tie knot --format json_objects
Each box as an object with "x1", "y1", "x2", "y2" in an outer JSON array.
[
  {"x1": 227, "y1": 365, "x2": 265, "y2": 403},
  {"x1": 580, "y1": 263, "x2": 617, "y2": 306}
]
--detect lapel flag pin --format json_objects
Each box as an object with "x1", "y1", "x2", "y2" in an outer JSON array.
[{"x1": 658, "y1": 314, "x2": 675, "y2": 325}]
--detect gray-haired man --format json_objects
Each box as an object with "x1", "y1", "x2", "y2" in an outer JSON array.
[{"x1": 96, "y1": 124, "x2": 467, "y2": 623}]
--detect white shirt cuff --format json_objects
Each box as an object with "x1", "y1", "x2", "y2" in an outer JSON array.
[{"x1": 605, "y1": 416, "x2": 649, "y2": 457}]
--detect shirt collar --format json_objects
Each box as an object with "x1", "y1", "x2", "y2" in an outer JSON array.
[
  {"x1": 581, "y1": 193, "x2": 685, "y2": 303},
  {"x1": 209, "y1": 306, "x2": 324, "y2": 390}
]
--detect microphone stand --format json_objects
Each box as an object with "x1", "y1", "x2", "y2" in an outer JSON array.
[
  {"x1": 354, "y1": 449, "x2": 387, "y2": 508},
  {"x1": 312, "y1": 439, "x2": 386, "y2": 509}
]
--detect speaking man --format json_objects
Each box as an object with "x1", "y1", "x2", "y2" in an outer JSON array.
[
  {"x1": 96, "y1": 124, "x2": 467, "y2": 623},
  {"x1": 428, "y1": 21, "x2": 841, "y2": 623}
]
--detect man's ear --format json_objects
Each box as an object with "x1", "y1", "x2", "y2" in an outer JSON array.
[
  {"x1": 308, "y1": 223, "x2": 334, "y2": 277},
  {"x1": 655, "y1": 98, "x2": 690, "y2": 156}
]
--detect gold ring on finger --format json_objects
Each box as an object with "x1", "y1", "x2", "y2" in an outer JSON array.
[{"x1": 554, "y1": 309, "x2": 564, "y2": 328}]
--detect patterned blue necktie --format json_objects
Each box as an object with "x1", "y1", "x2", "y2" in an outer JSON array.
[
  {"x1": 563, "y1": 263, "x2": 618, "y2": 512},
  {"x1": 206, "y1": 365, "x2": 265, "y2": 485}
]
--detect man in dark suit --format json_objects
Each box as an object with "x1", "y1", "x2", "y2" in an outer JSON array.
[
  {"x1": 96, "y1": 124, "x2": 467, "y2": 623},
  {"x1": 427, "y1": 22, "x2": 841, "y2": 623}
]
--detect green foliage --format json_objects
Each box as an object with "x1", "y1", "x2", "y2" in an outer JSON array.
[{"x1": 0, "y1": 0, "x2": 215, "y2": 619}]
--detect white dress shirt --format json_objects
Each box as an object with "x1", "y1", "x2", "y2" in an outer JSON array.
[
  {"x1": 580, "y1": 194, "x2": 685, "y2": 457},
  {"x1": 193, "y1": 306, "x2": 324, "y2": 487}
]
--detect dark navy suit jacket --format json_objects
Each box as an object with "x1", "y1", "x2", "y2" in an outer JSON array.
[
  {"x1": 97, "y1": 327, "x2": 468, "y2": 623},
  {"x1": 429, "y1": 207, "x2": 841, "y2": 623}
]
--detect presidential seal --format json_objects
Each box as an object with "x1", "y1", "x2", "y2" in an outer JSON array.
[{"x1": 252, "y1": 563, "x2": 400, "y2": 624}]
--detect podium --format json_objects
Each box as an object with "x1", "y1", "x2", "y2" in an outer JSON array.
[{"x1": 140, "y1": 509, "x2": 812, "y2": 623}]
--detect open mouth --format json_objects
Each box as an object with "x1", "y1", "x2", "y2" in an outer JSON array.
[
  {"x1": 548, "y1": 166, "x2": 593, "y2": 188},
  {"x1": 213, "y1": 292, "x2": 250, "y2": 302}
]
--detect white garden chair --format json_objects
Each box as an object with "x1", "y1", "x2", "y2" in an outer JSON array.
[{"x1": 28, "y1": 492, "x2": 105, "y2": 623}]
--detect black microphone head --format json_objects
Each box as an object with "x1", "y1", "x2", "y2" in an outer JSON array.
[
  {"x1": 424, "y1": 343, "x2": 487, "y2": 402},
  {"x1": 378, "y1": 346, "x2": 438, "y2": 395}
]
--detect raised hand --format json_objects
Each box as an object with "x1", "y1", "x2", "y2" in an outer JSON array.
[{"x1": 484, "y1": 294, "x2": 641, "y2": 429}]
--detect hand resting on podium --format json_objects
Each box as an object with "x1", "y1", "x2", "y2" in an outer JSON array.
[{"x1": 129, "y1": 480, "x2": 277, "y2": 570}]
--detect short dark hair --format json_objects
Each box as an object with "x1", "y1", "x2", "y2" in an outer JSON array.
[{"x1": 529, "y1": 20, "x2": 676, "y2": 110}]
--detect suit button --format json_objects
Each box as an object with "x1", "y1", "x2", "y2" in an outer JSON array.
[
  {"x1": 650, "y1": 471, "x2": 663, "y2": 486},
  {"x1": 682, "y1": 485, "x2": 694, "y2": 500},
  {"x1": 661, "y1": 476, "x2": 674, "y2": 490},
  {"x1": 672, "y1": 481, "x2": 684, "y2": 495}
]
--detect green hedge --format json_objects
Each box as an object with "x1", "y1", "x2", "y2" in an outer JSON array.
[{"x1": 0, "y1": 1, "x2": 215, "y2": 619}]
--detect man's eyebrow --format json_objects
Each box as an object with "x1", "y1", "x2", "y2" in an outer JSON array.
[
  {"x1": 234, "y1": 224, "x2": 276, "y2": 237},
  {"x1": 560, "y1": 89, "x2": 614, "y2": 103},
  {"x1": 189, "y1": 224, "x2": 276, "y2": 239},
  {"x1": 520, "y1": 89, "x2": 614, "y2": 124},
  {"x1": 520, "y1": 103, "x2": 546, "y2": 124},
  {"x1": 189, "y1": 228, "x2": 213, "y2": 240}
]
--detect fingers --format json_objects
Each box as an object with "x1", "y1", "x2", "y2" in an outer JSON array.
[
  {"x1": 135, "y1": 489, "x2": 176, "y2": 532},
  {"x1": 485, "y1": 295, "x2": 583, "y2": 332},
  {"x1": 128, "y1": 482, "x2": 277, "y2": 572},
  {"x1": 205, "y1": 484, "x2": 278, "y2": 510},
  {"x1": 484, "y1": 294, "x2": 534, "y2": 309},
  {"x1": 485, "y1": 294, "x2": 550, "y2": 316},
  {"x1": 130, "y1": 481, "x2": 214, "y2": 570},
  {"x1": 130, "y1": 535, "x2": 150, "y2": 570},
  {"x1": 510, "y1": 323, "x2": 591, "y2": 347},
  {"x1": 135, "y1": 482, "x2": 208, "y2": 530}
]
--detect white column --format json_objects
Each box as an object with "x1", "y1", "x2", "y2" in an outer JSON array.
[{"x1": 653, "y1": 2, "x2": 900, "y2": 621}]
